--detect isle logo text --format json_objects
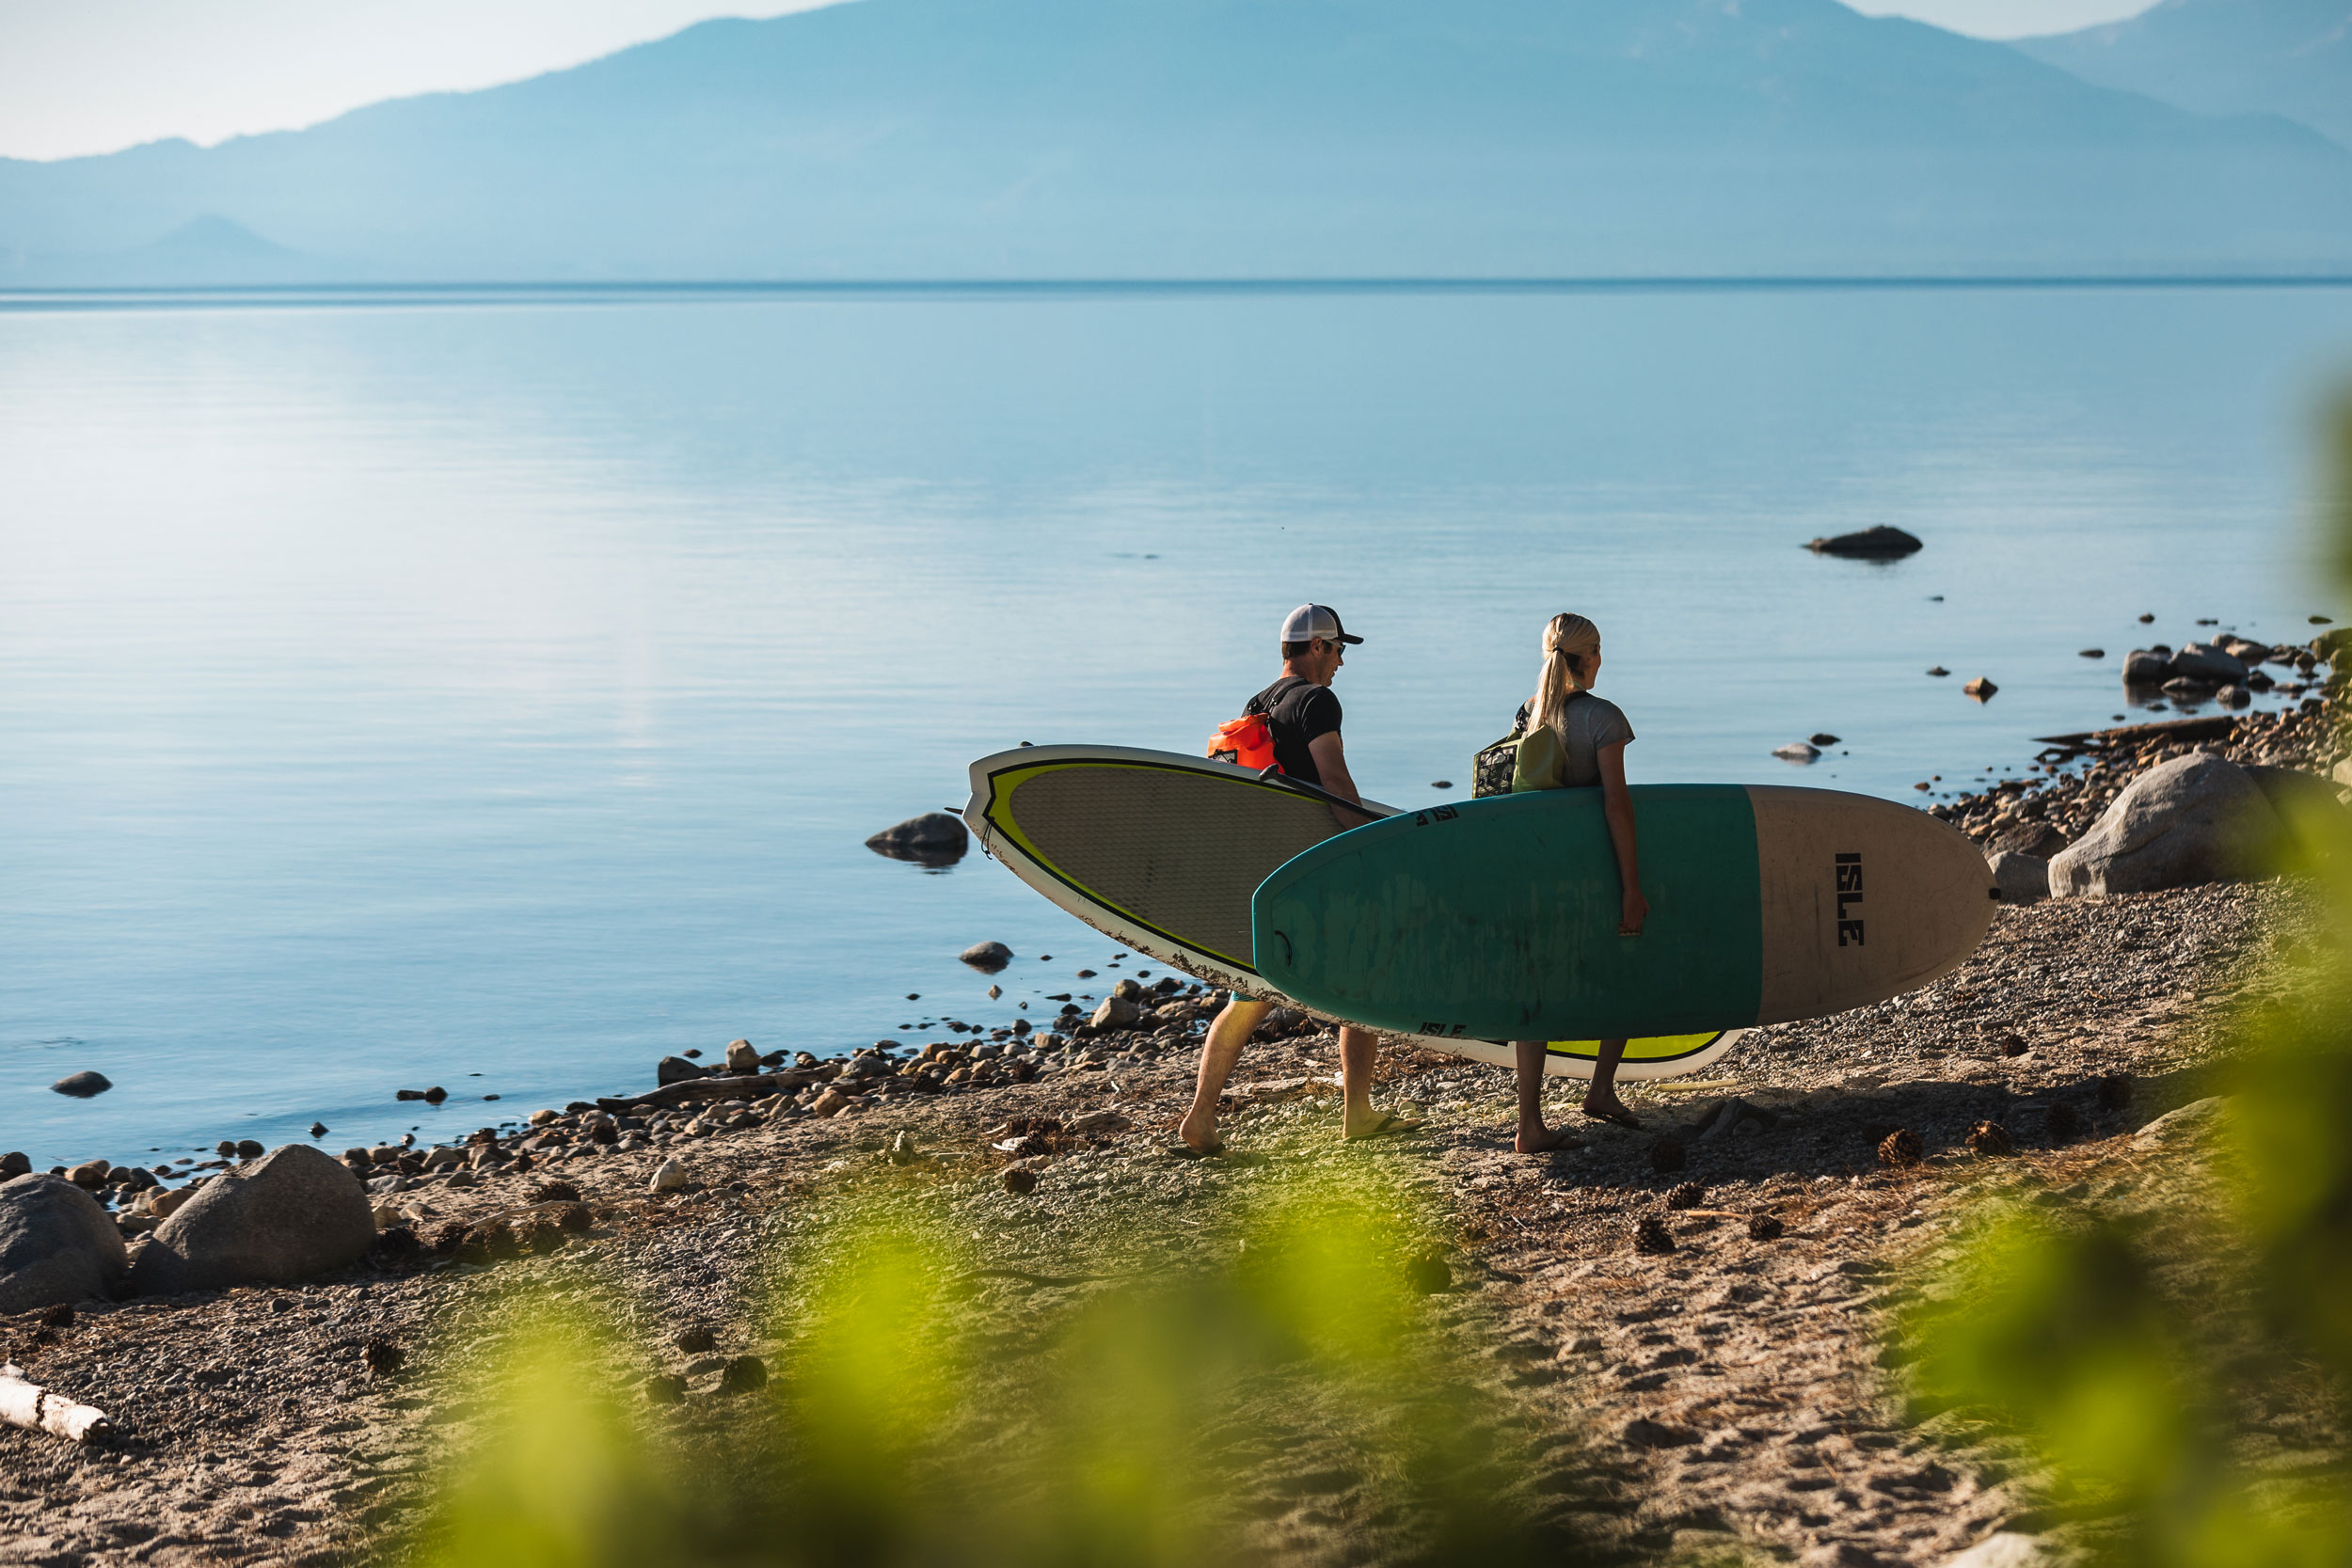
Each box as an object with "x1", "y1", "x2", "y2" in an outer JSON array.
[{"x1": 1835, "y1": 851, "x2": 1865, "y2": 947}]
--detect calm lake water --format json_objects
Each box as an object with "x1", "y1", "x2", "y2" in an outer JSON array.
[{"x1": 6, "y1": 282, "x2": 2351, "y2": 1167}]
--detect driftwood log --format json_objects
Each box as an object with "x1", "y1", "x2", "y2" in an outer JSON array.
[
  {"x1": 2032, "y1": 715, "x2": 2239, "y2": 754},
  {"x1": 0, "y1": 1364, "x2": 112, "y2": 1443},
  {"x1": 594, "y1": 1066, "x2": 834, "y2": 1114}
]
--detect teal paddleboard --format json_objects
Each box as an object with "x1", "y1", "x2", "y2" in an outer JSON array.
[{"x1": 1251, "y1": 784, "x2": 1995, "y2": 1042}]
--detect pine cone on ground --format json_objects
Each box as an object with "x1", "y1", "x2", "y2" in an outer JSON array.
[
  {"x1": 1877, "y1": 1129, "x2": 1924, "y2": 1168},
  {"x1": 1748, "y1": 1212, "x2": 1785, "y2": 1242},
  {"x1": 2097, "y1": 1072, "x2": 2135, "y2": 1110},
  {"x1": 1632, "y1": 1215, "x2": 1676, "y2": 1255},
  {"x1": 1965, "y1": 1120, "x2": 2014, "y2": 1157},
  {"x1": 1665, "y1": 1181, "x2": 1707, "y2": 1211}
]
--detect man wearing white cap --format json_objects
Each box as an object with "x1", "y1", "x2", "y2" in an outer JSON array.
[{"x1": 1178, "y1": 604, "x2": 1422, "y2": 1152}]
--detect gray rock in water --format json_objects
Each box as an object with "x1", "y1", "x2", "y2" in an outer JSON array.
[
  {"x1": 0, "y1": 1153, "x2": 29, "y2": 1180},
  {"x1": 51, "y1": 1070, "x2": 112, "y2": 1098},
  {"x1": 1804, "y1": 525, "x2": 1922, "y2": 559},
  {"x1": 960, "y1": 940, "x2": 1014, "y2": 973},
  {"x1": 866, "y1": 812, "x2": 969, "y2": 867},
  {"x1": 656, "y1": 1055, "x2": 706, "y2": 1085},
  {"x1": 2170, "y1": 641, "x2": 2249, "y2": 684},
  {"x1": 0, "y1": 1175, "x2": 128, "y2": 1315},
  {"x1": 2049, "y1": 752, "x2": 2283, "y2": 896},
  {"x1": 2122, "y1": 648, "x2": 2169, "y2": 686},
  {"x1": 129, "y1": 1144, "x2": 373, "y2": 1295},
  {"x1": 1987, "y1": 850, "x2": 2050, "y2": 906},
  {"x1": 724, "y1": 1038, "x2": 760, "y2": 1072}
]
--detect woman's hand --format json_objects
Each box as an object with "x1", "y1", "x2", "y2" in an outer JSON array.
[{"x1": 1619, "y1": 888, "x2": 1649, "y2": 936}]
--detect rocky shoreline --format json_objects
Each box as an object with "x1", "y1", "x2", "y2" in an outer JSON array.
[{"x1": 4, "y1": 679, "x2": 2344, "y2": 1566}]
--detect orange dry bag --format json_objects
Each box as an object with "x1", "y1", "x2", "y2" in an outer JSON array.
[{"x1": 1207, "y1": 708, "x2": 1281, "y2": 771}]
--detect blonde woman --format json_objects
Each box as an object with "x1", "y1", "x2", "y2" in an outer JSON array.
[{"x1": 1510, "y1": 612, "x2": 1649, "y2": 1151}]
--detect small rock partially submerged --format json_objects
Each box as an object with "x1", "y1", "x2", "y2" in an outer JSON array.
[
  {"x1": 961, "y1": 941, "x2": 1014, "y2": 973},
  {"x1": 1804, "y1": 525, "x2": 1922, "y2": 559},
  {"x1": 866, "y1": 812, "x2": 970, "y2": 867},
  {"x1": 50, "y1": 1071, "x2": 110, "y2": 1099}
]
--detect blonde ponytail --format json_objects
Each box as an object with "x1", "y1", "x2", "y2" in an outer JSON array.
[{"x1": 1528, "y1": 613, "x2": 1601, "y2": 741}]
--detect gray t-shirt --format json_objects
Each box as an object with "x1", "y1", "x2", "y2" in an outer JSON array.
[{"x1": 1510, "y1": 693, "x2": 1635, "y2": 791}]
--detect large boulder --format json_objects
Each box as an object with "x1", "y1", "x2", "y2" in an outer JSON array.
[
  {"x1": 2049, "y1": 752, "x2": 2282, "y2": 896},
  {"x1": 0, "y1": 1175, "x2": 127, "y2": 1314},
  {"x1": 130, "y1": 1144, "x2": 373, "y2": 1295},
  {"x1": 2240, "y1": 764, "x2": 2351, "y2": 863},
  {"x1": 2241, "y1": 763, "x2": 2344, "y2": 822},
  {"x1": 1987, "y1": 851, "x2": 2050, "y2": 906},
  {"x1": 2121, "y1": 649, "x2": 2169, "y2": 686},
  {"x1": 1984, "y1": 817, "x2": 2069, "y2": 861}
]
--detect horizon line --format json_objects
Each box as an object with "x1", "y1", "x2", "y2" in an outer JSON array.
[{"x1": 5, "y1": 273, "x2": 2352, "y2": 311}]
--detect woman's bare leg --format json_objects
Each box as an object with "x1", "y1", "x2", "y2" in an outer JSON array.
[
  {"x1": 1581, "y1": 1037, "x2": 1638, "y2": 1126},
  {"x1": 1514, "y1": 1040, "x2": 1582, "y2": 1152}
]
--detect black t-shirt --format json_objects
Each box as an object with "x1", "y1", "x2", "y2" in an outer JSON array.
[{"x1": 1251, "y1": 675, "x2": 1343, "y2": 785}]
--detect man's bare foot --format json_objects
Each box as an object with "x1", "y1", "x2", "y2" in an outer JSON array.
[
  {"x1": 1515, "y1": 1125, "x2": 1585, "y2": 1153},
  {"x1": 1343, "y1": 1108, "x2": 1424, "y2": 1141},
  {"x1": 1177, "y1": 1108, "x2": 1224, "y2": 1155}
]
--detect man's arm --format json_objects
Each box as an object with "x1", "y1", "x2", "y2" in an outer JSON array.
[{"x1": 1306, "y1": 732, "x2": 1375, "y2": 827}]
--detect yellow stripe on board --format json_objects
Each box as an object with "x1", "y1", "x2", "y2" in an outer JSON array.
[{"x1": 1542, "y1": 1031, "x2": 1726, "y2": 1064}]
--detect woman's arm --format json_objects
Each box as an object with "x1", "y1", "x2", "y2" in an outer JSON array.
[{"x1": 1597, "y1": 743, "x2": 1647, "y2": 935}]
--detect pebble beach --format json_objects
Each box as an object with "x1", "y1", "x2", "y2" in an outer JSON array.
[{"x1": 5, "y1": 632, "x2": 2346, "y2": 1565}]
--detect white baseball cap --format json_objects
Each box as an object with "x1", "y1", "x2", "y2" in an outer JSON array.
[{"x1": 1279, "y1": 604, "x2": 1362, "y2": 646}]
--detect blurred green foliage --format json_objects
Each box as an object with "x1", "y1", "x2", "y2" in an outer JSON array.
[
  {"x1": 396, "y1": 1168, "x2": 1603, "y2": 1568},
  {"x1": 1901, "y1": 394, "x2": 2352, "y2": 1566}
]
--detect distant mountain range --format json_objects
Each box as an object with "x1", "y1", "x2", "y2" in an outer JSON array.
[
  {"x1": 2017, "y1": 0, "x2": 2352, "y2": 154},
  {"x1": 4, "y1": 0, "x2": 2350, "y2": 285}
]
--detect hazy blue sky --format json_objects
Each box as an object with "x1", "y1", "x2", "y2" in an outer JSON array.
[{"x1": 0, "y1": 0, "x2": 2159, "y2": 163}]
